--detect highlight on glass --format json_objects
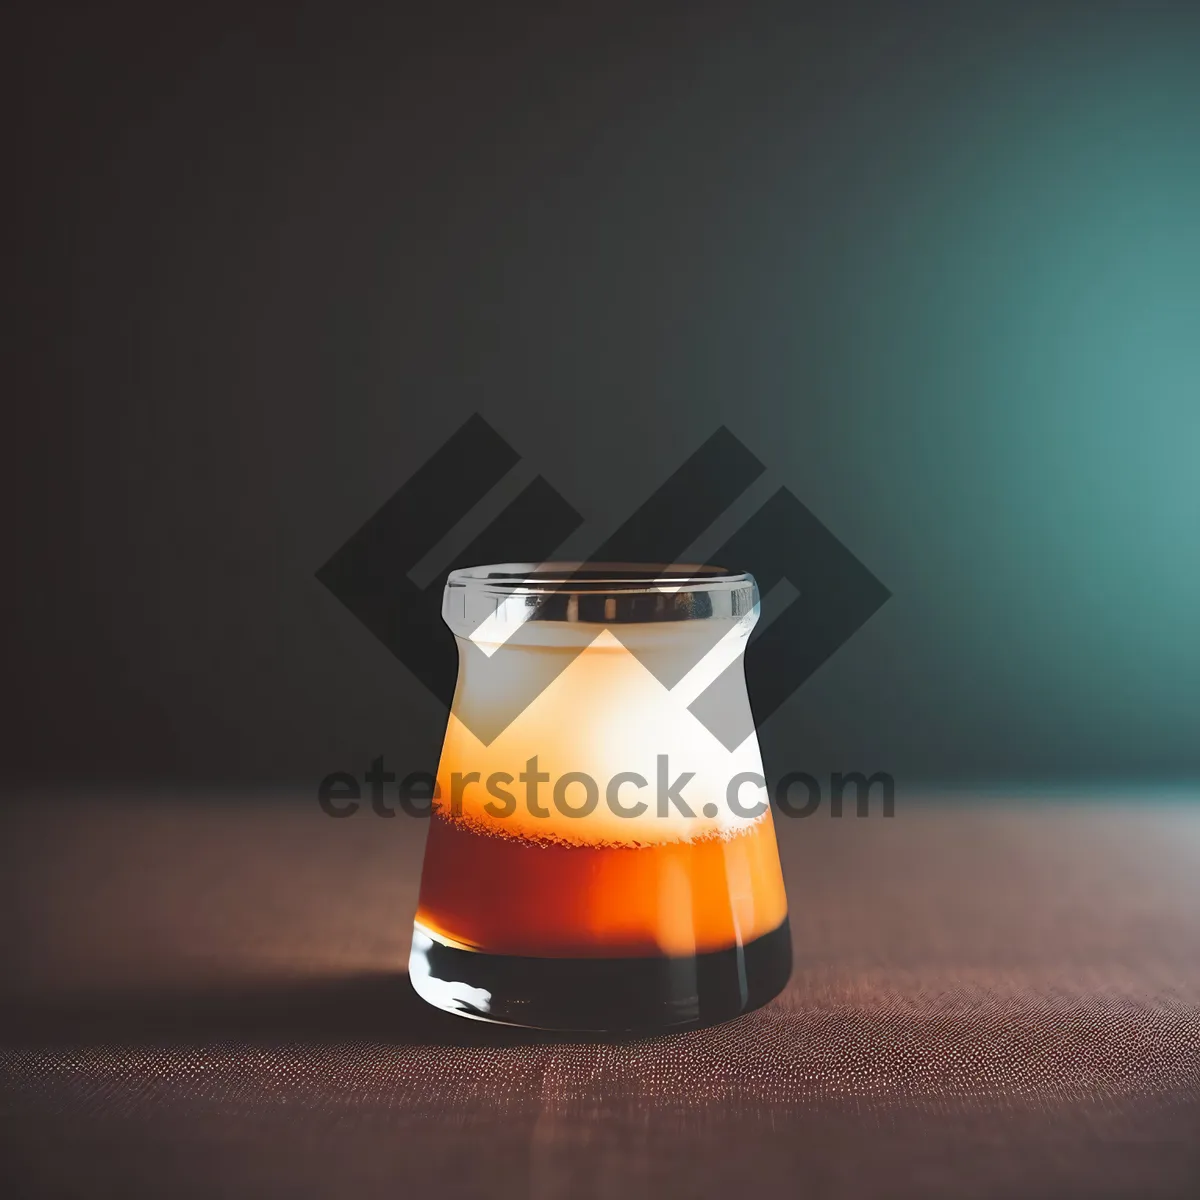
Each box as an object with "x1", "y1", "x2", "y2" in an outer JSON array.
[{"x1": 409, "y1": 563, "x2": 792, "y2": 1031}]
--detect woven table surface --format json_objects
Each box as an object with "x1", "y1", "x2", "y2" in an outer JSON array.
[{"x1": 2, "y1": 793, "x2": 1198, "y2": 1198}]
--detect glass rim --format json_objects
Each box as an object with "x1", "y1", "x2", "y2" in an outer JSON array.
[
  {"x1": 442, "y1": 562, "x2": 759, "y2": 628},
  {"x1": 445, "y1": 562, "x2": 754, "y2": 596}
]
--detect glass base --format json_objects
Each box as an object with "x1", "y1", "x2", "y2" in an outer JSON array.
[{"x1": 408, "y1": 918, "x2": 792, "y2": 1033}]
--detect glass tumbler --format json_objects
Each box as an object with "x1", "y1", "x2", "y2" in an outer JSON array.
[{"x1": 409, "y1": 563, "x2": 791, "y2": 1031}]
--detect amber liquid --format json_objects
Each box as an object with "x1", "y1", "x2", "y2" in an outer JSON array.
[
  {"x1": 412, "y1": 812, "x2": 791, "y2": 1030},
  {"x1": 416, "y1": 810, "x2": 788, "y2": 958}
]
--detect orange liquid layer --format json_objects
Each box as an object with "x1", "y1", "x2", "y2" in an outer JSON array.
[{"x1": 415, "y1": 812, "x2": 789, "y2": 958}]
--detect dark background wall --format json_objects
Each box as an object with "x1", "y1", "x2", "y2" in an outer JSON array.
[{"x1": 5, "y1": 1, "x2": 1198, "y2": 791}]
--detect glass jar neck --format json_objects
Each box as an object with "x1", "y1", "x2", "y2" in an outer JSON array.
[{"x1": 442, "y1": 562, "x2": 759, "y2": 646}]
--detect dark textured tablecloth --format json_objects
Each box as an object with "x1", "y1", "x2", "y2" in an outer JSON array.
[{"x1": 2, "y1": 792, "x2": 1198, "y2": 1198}]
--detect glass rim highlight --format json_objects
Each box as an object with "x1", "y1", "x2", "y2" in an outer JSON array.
[
  {"x1": 443, "y1": 562, "x2": 759, "y2": 627},
  {"x1": 447, "y1": 561, "x2": 753, "y2": 593}
]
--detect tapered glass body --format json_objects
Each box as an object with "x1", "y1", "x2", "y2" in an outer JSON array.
[{"x1": 410, "y1": 564, "x2": 791, "y2": 1031}]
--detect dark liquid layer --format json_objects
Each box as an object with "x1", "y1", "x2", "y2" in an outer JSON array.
[{"x1": 410, "y1": 918, "x2": 792, "y2": 1032}]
